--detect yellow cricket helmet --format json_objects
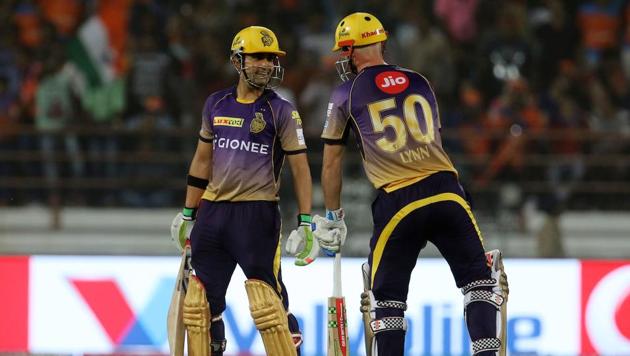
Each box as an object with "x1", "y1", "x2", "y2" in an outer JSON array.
[
  {"x1": 332, "y1": 12, "x2": 387, "y2": 52},
  {"x1": 231, "y1": 26, "x2": 286, "y2": 56}
]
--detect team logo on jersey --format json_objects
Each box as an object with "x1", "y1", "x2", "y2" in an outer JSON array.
[
  {"x1": 291, "y1": 110, "x2": 302, "y2": 126},
  {"x1": 250, "y1": 112, "x2": 266, "y2": 133},
  {"x1": 375, "y1": 71, "x2": 409, "y2": 94},
  {"x1": 260, "y1": 30, "x2": 273, "y2": 47},
  {"x1": 214, "y1": 116, "x2": 244, "y2": 127}
]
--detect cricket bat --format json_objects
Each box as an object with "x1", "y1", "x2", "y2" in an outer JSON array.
[
  {"x1": 327, "y1": 252, "x2": 348, "y2": 356},
  {"x1": 167, "y1": 246, "x2": 190, "y2": 356}
]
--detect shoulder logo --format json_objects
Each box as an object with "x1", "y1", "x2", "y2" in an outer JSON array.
[
  {"x1": 291, "y1": 110, "x2": 302, "y2": 126},
  {"x1": 375, "y1": 71, "x2": 409, "y2": 94},
  {"x1": 260, "y1": 30, "x2": 273, "y2": 47},
  {"x1": 250, "y1": 112, "x2": 266, "y2": 133}
]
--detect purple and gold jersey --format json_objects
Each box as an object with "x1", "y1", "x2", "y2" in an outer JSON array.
[
  {"x1": 321, "y1": 65, "x2": 457, "y2": 192},
  {"x1": 199, "y1": 87, "x2": 306, "y2": 201}
]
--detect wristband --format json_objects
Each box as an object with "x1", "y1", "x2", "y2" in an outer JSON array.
[
  {"x1": 183, "y1": 207, "x2": 198, "y2": 219},
  {"x1": 326, "y1": 208, "x2": 344, "y2": 221},
  {"x1": 187, "y1": 174, "x2": 209, "y2": 189},
  {"x1": 297, "y1": 213, "x2": 312, "y2": 226}
]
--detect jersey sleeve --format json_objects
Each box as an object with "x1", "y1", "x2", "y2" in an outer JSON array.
[
  {"x1": 199, "y1": 96, "x2": 214, "y2": 142},
  {"x1": 276, "y1": 100, "x2": 307, "y2": 154},
  {"x1": 321, "y1": 85, "x2": 350, "y2": 144}
]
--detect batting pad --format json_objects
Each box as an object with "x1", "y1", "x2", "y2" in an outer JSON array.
[
  {"x1": 183, "y1": 275, "x2": 211, "y2": 356},
  {"x1": 245, "y1": 279, "x2": 297, "y2": 356}
]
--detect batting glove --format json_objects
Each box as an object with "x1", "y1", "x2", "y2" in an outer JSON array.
[
  {"x1": 170, "y1": 207, "x2": 196, "y2": 252},
  {"x1": 286, "y1": 214, "x2": 319, "y2": 266},
  {"x1": 312, "y1": 208, "x2": 347, "y2": 255}
]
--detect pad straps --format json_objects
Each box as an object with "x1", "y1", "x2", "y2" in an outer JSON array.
[
  {"x1": 464, "y1": 289, "x2": 505, "y2": 309},
  {"x1": 472, "y1": 337, "x2": 501, "y2": 354},
  {"x1": 461, "y1": 278, "x2": 498, "y2": 294},
  {"x1": 370, "y1": 316, "x2": 407, "y2": 334},
  {"x1": 375, "y1": 300, "x2": 407, "y2": 310}
]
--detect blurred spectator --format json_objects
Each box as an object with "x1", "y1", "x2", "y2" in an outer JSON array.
[
  {"x1": 119, "y1": 97, "x2": 176, "y2": 207},
  {"x1": 434, "y1": 0, "x2": 480, "y2": 44},
  {"x1": 397, "y1": 10, "x2": 456, "y2": 99},
  {"x1": 0, "y1": 74, "x2": 20, "y2": 205},
  {"x1": 299, "y1": 13, "x2": 330, "y2": 65},
  {"x1": 127, "y1": 34, "x2": 171, "y2": 117},
  {"x1": 535, "y1": 91, "x2": 588, "y2": 257},
  {"x1": 476, "y1": 79, "x2": 547, "y2": 229},
  {"x1": 598, "y1": 53, "x2": 630, "y2": 111},
  {"x1": 474, "y1": 2, "x2": 533, "y2": 99},
  {"x1": 38, "y1": 0, "x2": 83, "y2": 37},
  {"x1": 480, "y1": 79, "x2": 548, "y2": 183},
  {"x1": 98, "y1": 0, "x2": 133, "y2": 74},
  {"x1": 165, "y1": 13, "x2": 196, "y2": 129},
  {"x1": 577, "y1": 0, "x2": 625, "y2": 67},
  {"x1": 299, "y1": 65, "x2": 336, "y2": 138},
  {"x1": 14, "y1": 0, "x2": 44, "y2": 49},
  {"x1": 531, "y1": 0, "x2": 579, "y2": 90},
  {"x1": 449, "y1": 82, "x2": 492, "y2": 179},
  {"x1": 35, "y1": 45, "x2": 84, "y2": 204}
]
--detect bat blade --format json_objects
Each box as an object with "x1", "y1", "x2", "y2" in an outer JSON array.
[
  {"x1": 167, "y1": 248, "x2": 189, "y2": 356},
  {"x1": 327, "y1": 253, "x2": 348, "y2": 356}
]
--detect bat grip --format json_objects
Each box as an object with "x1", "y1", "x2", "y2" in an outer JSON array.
[{"x1": 333, "y1": 253, "x2": 342, "y2": 297}]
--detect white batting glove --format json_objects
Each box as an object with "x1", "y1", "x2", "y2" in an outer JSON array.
[
  {"x1": 312, "y1": 208, "x2": 347, "y2": 254},
  {"x1": 170, "y1": 207, "x2": 196, "y2": 252},
  {"x1": 285, "y1": 214, "x2": 319, "y2": 266}
]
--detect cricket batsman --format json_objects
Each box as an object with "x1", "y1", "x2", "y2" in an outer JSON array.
[
  {"x1": 313, "y1": 12, "x2": 509, "y2": 356},
  {"x1": 170, "y1": 25, "x2": 318, "y2": 356}
]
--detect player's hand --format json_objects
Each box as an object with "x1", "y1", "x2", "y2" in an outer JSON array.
[
  {"x1": 312, "y1": 208, "x2": 347, "y2": 255},
  {"x1": 170, "y1": 207, "x2": 196, "y2": 252},
  {"x1": 285, "y1": 214, "x2": 319, "y2": 266}
]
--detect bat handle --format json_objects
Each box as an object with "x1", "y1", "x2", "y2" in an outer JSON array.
[{"x1": 333, "y1": 252, "x2": 342, "y2": 297}]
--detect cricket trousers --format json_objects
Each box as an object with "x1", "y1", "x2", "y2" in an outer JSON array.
[
  {"x1": 368, "y1": 172, "x2": 494, "y2": 356},
  {"x1": 190, "y1": 200, "x2": 301, "y2": 354}
]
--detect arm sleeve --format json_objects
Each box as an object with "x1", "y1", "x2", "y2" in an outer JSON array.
[
  {"x1": 321, "y1": 86, "x2": 350, "y2": 144},
  {"x1": 276, "y1": 100, "x2": 307, "y2": 153},
  {"x1": 199, "y1": 96, "x2": 214, "y2": 142}
]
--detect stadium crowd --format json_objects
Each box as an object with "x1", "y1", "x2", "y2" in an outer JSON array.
[{"x1": 0, "y1": 0, "x2": 629, "y2": 214}]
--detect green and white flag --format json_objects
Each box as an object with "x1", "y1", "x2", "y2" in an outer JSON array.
[
  {"x1": 67, "y1": 16, "x2": 115, "y2": 87},
  {"x1": 67, "y1": 16, "x2": 124, "y2": 122}
]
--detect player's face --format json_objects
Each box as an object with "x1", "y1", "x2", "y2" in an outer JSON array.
[{"x1": 243, "y1": 53, "x2": 276, "y2": 87}]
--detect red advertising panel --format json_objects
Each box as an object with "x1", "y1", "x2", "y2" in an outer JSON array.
[
  {"x1": 0, "y1": 256, "x2": 29, "y2": 351},
  {"x1": 581, "y1": 260, "x2": 630, "y2": 354}
]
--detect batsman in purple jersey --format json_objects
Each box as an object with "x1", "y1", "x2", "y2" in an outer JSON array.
[
  {"x1": 314, "y1": 12, "x2": 509, "y2": 356},
  {"x1": 170, "y1": 26, "x2": 318, "y2": 356}
]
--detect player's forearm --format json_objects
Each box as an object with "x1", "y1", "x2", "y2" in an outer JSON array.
[
  {"x1": 184, "y1": 186, "x2": 205, "y2": 208},
  {"x1": 288, "y1": 153, "x2": 312, "y2": 215},
  {"x1": 322, "y1": 144, "x2": 344, "y2": 210},
  {"x1": 322, "y1": 166, "x2": 342, "y2": 210},
  {"x1": 185, "y1": 144, "x2": 212, "y2": 208}
]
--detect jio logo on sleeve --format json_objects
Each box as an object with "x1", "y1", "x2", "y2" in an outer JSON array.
[{"x1": 375, "y1": 71, "x2": 409, "y2": 94}]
